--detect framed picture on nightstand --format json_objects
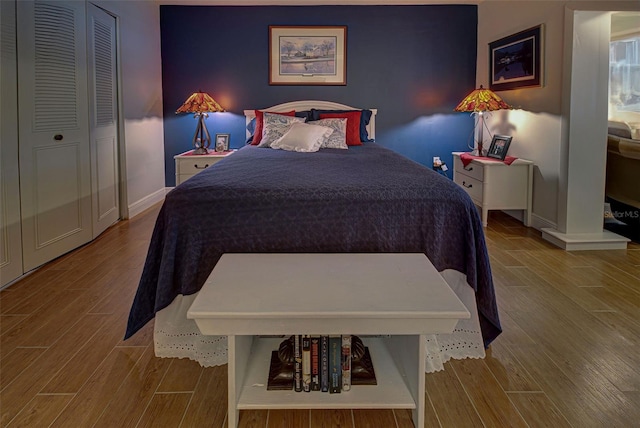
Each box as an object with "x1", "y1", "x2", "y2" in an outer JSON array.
[
  {"x1": 487, "y1": 135, "x2": 512, "y2": 160},
  {"x1": 215, "y1": 133, "x2": 230, "y2": 152}
]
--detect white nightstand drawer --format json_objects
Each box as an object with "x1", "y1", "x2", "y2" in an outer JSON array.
[
  {"x1": 453, "y1": 157, "x2": 484, "y2": 181},
  {"x1": 454, "y1": 175, "x2": 483, "y2": 202},
  {"x1": 177, "y1": 159, "x2": 217, "y2": 175},
  {"x1": 174, "y1": 150, "x2": 235, "y2": 186}
]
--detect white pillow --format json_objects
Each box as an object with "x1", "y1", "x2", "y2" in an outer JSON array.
[
  {"x1": 258, "y1": 113, "x2": 306, "y2": 148},
  {"x1": 313, "y1": 118, "x2": 348, "y2": 149},
  {"x1": 270, "y1": 122, "x2": 334, "y2": 153}
]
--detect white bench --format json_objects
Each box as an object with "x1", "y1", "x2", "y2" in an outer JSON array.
[{"x1": 187, "y1": 253, "x2": 470, "y2": 428}]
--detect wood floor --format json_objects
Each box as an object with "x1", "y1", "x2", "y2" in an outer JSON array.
[{"x1": 1, "y1": 204, "x2": 639, "y2": 427}]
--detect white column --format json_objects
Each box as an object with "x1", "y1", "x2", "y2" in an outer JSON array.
[{"x1": 542, "y1": 9, "x2": 628, "y2": 250}]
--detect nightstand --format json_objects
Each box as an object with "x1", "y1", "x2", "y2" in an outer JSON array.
[
  {"x1": 174, "y1": 149, "x2": 235, "y2": 185},
  {"x1": 452, "y1": 152, "x2": 533, "y2": 227}
]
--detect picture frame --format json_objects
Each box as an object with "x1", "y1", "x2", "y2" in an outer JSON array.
[
  {"x1": 489, "y1": 24, "x2": 543, "y2": 91},
  {"x1": 214, "y1": 133, "x2": 230, "y2": 152},
  {"x1": 269, "y1": 25, "x2": 347, "y2": 86},
  {"x1": 487, "y1": 135, "x2": 512, "y2": 160}
]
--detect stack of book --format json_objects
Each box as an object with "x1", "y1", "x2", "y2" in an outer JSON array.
[
  {"x1": 295, "y1": 335, "x2": 350, "y2": 393},
  {"x1": 268, "y1": 334, "x2": 376, "y2": 393}
]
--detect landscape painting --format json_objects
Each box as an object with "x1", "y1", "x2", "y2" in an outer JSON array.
[
  {"x1": 279, "y1": 35, "x2": 337, "y2": 75},
  {"x1": 489, "y1": 25, "x2": 543, "y2": 91},
  {"x1": 269, "y1": 26, "x2": 346, "y2": 85}
]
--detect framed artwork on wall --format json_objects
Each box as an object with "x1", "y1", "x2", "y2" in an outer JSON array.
[
  {"x1": 269, "y1": 26, "x2": 347, "y2": 85},
  {"x1": 487, "y1": 134, "x2": 512, "y2": 160},
  {"x1": 489, "y1": 24, "x2": 543, "y2": 91}
]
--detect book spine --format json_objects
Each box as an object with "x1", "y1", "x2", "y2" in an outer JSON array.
[
  {"x1": 341, "y1": 335, "x2": 351, "y2": 391},
  {"x1": 320, "y1": 335, "x2": 329, "y2": 392},
  {"x1": 310, "y1": 336, "x2": 320, "y2": 391},
  {"x1": 294, "y1": 335, "x2": 302, "y2": 392},
  {"x1": 302, "y1": 335, "x2": 311, "y2": 392},
  {"x1": 329, "y1": 335, "x2": 342, "y2": 394}
]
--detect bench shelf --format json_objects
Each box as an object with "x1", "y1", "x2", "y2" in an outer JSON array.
[{"x1": 187, "y1": 253, "x2": 470, "y2": 428}]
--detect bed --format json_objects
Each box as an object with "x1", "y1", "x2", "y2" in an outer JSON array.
[{"x1": 125, "y1": 100, "x2": 501, "y2": 373}]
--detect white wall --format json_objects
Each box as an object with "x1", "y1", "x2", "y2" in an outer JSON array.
[
  {"x1": 477, "y1": 0, "x2": 640, "y2": 230},
  {"x1": 92, "y1": 0, "x2": 166, "y2": 218}
]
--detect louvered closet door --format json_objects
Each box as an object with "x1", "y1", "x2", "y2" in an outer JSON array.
[
  {"x1": 88, "y1": 4, "x2": 119, "y2": 238},
  {"x1": 17, "y1": 0, "x2": 92, "y2": 271},
  {"x1": 1, "y1": 0, "x2": 23, "y2": 287}
]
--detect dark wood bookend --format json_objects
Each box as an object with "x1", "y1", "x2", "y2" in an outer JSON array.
[
  {"x1": 350, "y1": 335, "x2": 377, "y2": 385},
  {"x1": 267, "y1": 350, "x2": 294, "y2": 390},
  {"x1": 267, "y1": 336, "x2": 295, "y2": 390}
]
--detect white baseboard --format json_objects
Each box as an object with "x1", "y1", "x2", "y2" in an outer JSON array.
[
  {"x1": 127, "y1": 188, "x2": 167, "y2": 218},
  {"x1": 516, "y1": 211, "x2": 627, "y2": 250},
  {"x1": 502, "y1": 210, "x2": 556, "y2": 232},
  {"x1": 529, "y1": 213, "x2": 557, "y2": 232},
  {"x1": 541, "y1": 228, "x2": 629, "y2": 251}
]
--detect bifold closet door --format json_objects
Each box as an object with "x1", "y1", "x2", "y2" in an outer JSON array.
[
  {"x1": 88, "y1": 3, "x2": 120, "y2": 238},
  {"x1": 0, "y1": 0, "x2": 23, "y2": 287},
  {"x1": 17, "y1": 0, "x2": 93, "y2": 272}
]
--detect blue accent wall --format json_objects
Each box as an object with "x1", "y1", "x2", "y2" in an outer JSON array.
[{"x1": 161, "y1": 5, "x2": 477, "y2": 186}]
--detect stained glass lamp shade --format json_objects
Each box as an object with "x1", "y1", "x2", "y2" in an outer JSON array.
[
  {"x1": 454, "y1": 85, "x2": 511, "y2": 156},
  {"x1": 176, "y1": 91, "x2": 225, "y2": 154}
]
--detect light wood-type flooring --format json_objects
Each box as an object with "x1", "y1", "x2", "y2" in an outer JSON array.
[{"x1": 1, "y1": 204, "x2": 639, "y2": 427}]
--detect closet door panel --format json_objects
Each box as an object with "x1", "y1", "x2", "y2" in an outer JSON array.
[
  {"x1": 88, "y1": 4, "x2": 119, "y2": 237},
  {"x1": 95, "y1": 135, "x2": 118, "y2": 225},
  {"x1": 1, "y1": 0, "x2": 23, "y2": 287},
  {"x1": 18, "y1": 0, "x2": 92, "y2": 271},
  {"x1": 32, "y1": 144, "x2": 85, "y2": 245}
]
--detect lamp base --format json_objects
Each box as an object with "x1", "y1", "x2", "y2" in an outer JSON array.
[
  {"x1": 191, "y1": 113, "x2": 212, "y2": 155},
  {"x1": 192, "y1": 147, "x2": 209, "y2": 155}
]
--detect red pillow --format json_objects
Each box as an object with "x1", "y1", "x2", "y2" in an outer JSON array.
[
  {"x1": 319, "y1": 111, "x2": 362, "y2": 146},
  {"x1": 251, "y1": 110, "x2": 296, "y2": 145}
]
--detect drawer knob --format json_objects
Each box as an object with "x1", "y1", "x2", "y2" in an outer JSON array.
[
  {"x1": 464, "y1": 166, "x2": 473, "y2": 171},
  {"x1": 462, "y1": 181, "x2": 472, "y2": 188},
  {"x1": 194, "y1": 164, "x2": 209, "y2": 169}
]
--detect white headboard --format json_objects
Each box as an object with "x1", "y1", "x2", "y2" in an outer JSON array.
[{"x1": 244, "y1": 100, "x2": 377, "y2": 140}]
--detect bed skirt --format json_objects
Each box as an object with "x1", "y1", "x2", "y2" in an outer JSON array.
[{"x1": 153, "y1": 269, "x2": 485, "y2": 373}]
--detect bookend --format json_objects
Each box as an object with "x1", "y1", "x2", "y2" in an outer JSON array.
[
  {"x1": 267, "y1": 335, "x2": 376, "y2": 390},
  {"x1": 267, "y1": 336, "x2": 295, "y2": 390},
  {"x1": 349, "y1": 335, "x2": 377, "y2": 385}
]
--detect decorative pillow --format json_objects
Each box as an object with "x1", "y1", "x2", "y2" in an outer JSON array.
[
  {"x1": 271, "y1": 122, "x2": 334, "y2": 153},
  {"x1": 318, "y1": 111, "x2": 362, "y2": 146},
  {"x1": 250, "y1": 110, "x2": 295, "y2": 146},
  {"x1": 258, "y1": 113, "x2": 306, "y2": 148},
  {"x1": 311, "y1": 109, "x2": 373, "y2": 142},
  {"x1": 313, "y1": 118, "x2": 348, "y2": 149},
  {"x1": 247, "y1": 110, "x2": 312, "y2": 145}
]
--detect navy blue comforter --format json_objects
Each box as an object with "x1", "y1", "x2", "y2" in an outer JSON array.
[{"x1": 125, "y1": 144, "x2": 501, "y2": 345}]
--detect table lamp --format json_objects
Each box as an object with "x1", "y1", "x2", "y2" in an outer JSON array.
[
  {"x1": 176, "y1": 91, "x2": 225, "y2": 154},
  {"x1": 454, "y1": 85, "x2": 511, "y2": 156}
]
